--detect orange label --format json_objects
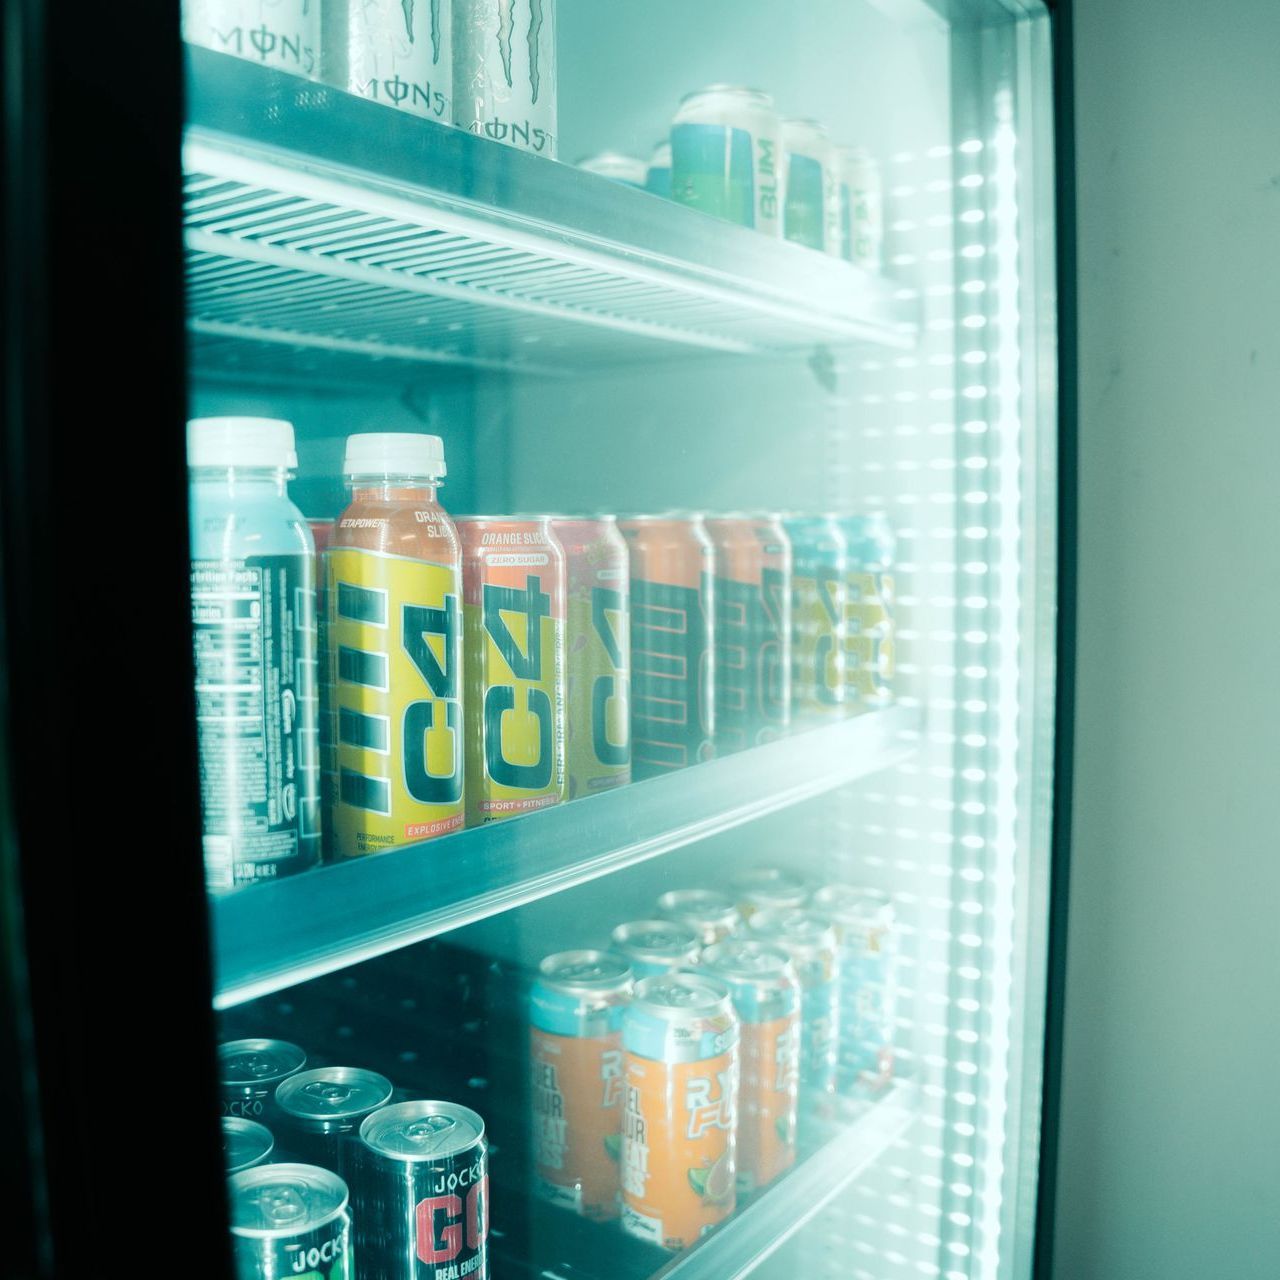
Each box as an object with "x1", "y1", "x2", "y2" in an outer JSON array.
[
  {"x1": 621, "y1": 1051, "x2": 738, "y2": 1249},
  {"x1": 531, "y1": 1028, "x2": 624, "y2": 1221},
  {"x1": 736, "y1": 1013, "x2": 800, "y2": 1194}
]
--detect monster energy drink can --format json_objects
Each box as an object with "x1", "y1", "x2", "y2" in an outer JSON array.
[
  {"x1": 183, "y1": 0, "x2": 321, "y2": 79},
  {"x1": 324, "y1": 0, "x2": 452, "y2": 123},
  {"x1": 453, "y1": 0, "x2": 557, "y2": 156}
]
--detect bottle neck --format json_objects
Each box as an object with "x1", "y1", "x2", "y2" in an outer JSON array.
[
  {"x1": 191, "y1": 466, "x2": 290, "y2": 497},
  {"x1": 347, "y1": 475, "x2": 442, "y2": 503}
]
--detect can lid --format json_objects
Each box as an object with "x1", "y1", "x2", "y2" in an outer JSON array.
[
  {"x1": 188, "y1": 418, "x2": 297, "y2": 470},
  {"x1": 649, "y1": 141, "x2": 672, "y2": 164},
  {"x1": 219, "y1": 1039, "x2": 307, "y2": 1087},
  {"x1": 782, "y1": 116, "x2": 830, "y2": 133},
  {"x1": 657, "y1": 888, "x2": 740, "y2": 926},
  {"x1": 222, "y1": 1116, "x2": 275, "y2": 1174},
  {"x1": 228, "y1": 1163, "x2": 349, "y2": 1237},
  {"x1": 612, "y1": 918, "x2": 700, "y2": 957},
  {"x1": 276, "y1": 1067, "x2": 394, "y2": 1122},
  {"x1": 538, "y1": 949, "x2": 632, "y2": 993},
  {"x1": 702, "y1": 939, "x2": 794, "y2": 980},
  {"x1": 344, "y1": 432, "x2": 446, "y2": 481},
  {"x1": 811, "y1": 884, "x2": 894, "y2": 921},
  {"x1": 838, "y1": 144, "x2": 878, "y2": 164},
  {"x1": 749, "y1": 908, "x2": 838, "y2": 947},
  {"x1": 360, "y1": 1100, "x2": 485, "y2": 1161},
  {"x1": 733, "y1": 867, "x2": 808, "y2": 896},
  {"x1": 681, "y1": 84, "x2": 774, "y2": 104},
  {"x1": 633, "y1": 972, "x2": 733, "y2": 1017}
]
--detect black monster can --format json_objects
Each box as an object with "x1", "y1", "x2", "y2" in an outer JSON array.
[
  {"x1": 354, "y1": 1100, "x2": 489, "y2": 1280},
  {"x1": 219, "y1": 1039, "x2": 308, "y2": 1121},
  {"x1": 228, "y1": 1162, "x2": 353, "y2": 1280},
  {"x1": 275, "y1": 1066, "x2": 394, "y2": 1176}
]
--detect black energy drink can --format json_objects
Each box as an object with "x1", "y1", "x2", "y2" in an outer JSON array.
[
  {"x1": 275, "y1": 1066, "x2": 394, "y2": 1177},
  {"x1": 219, "y1": 1039, "x2": 308, "y2": 1122},
  {"x1": 228, "y1": 1162, "x2": 353, "y2": 1280}
]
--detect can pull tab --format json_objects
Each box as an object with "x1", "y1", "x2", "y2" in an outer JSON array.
[
  {"x1": 254, "y1": 1185, "x2": 309, "y2": 1228},
  {"x1": 301, "y1": 1081, "x2": 353, "y2": 1109},
  {"x1": 403, "y1": 1115, "x2": 457, "y2": 1153}
]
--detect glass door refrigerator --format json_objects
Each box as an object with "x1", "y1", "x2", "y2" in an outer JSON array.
[{"x1": 3, "y1": 1, "x2": 1067, "y2": 1279}]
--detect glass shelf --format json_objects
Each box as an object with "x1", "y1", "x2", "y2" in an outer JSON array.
[
  {"x1": 184, "y1": 48, "x2": 919, "y2": 383},
  {"x1": 212, "y1": 704, "x2": 921, "y2": 1009}
]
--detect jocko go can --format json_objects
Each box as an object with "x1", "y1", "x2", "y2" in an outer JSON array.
[
  {"x1": 275, "y1": 1067, "x2": 395, "y2": 1176},
  {"x1": 701, "y1": 940, "x2": 800, "y2": 1195},
  {"x1": 530, "y1": 950, "x2": 633, "y2": 1221},
  {"x1": 453, "y1": 0, "x2": 557, "y2": 156},
  {"x1": 220, "y1": 1039, "x2": 308, "y2": 1121},
  {"x1": 457, "y1": 517, "x2": 566, "y2": 824},
  {"x1": 547, "y1": 517, "x2": 631, "y2": 798},
  {"x1": 223, "y1": 1116, "x2": 276, "y2": 1175},
  {"x1": 656, "y1": 888, "x2": 742, "y2": 949},
  {"x1": 619, "y1": 515, "x2": 715, "y2": 779},
  {"x1": 670, "y1": 86, "x2": 782, "y2": 234},
  {"x1": 323, "y1": 0, "x2": 451, "y2": 122},
  {"x1": 183, "y1": 0, "x2": 319, "y2": 79},
  {"x1": 355, "y1": 1100, "x2": 489, "y2": 1280},
  {"x1": 621, "y1": 973, "x2": 739, "y2": 1250},
  {"x1": 611, "y1": 919, "x2": 701, "y2": 980},
  {"x1": 704, "y1": 514, "x2": 792, "y2": 753},
  {"x1": 783, "y1": 515, "x2": 848, "y2": 718},
  {"x1": 228, "y1": 1162, "x2": 352, "y2": 1280}
]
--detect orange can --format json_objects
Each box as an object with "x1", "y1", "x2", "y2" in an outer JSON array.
[
  {"x1": 701, "y1": 939, "x2": 800, "y2": 1194},
  {"x1": 621, "y1": 973, "x2": 739, "y2": 1250},
  {"x1": 530, "y1": 950, "x2": 632, "y2": 1221}
]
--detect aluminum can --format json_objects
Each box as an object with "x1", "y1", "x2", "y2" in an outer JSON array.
[
  {"x1": 837, "y1": 146, "x2": 884, "y2": 270},
  {"x1": 183, "y1": 0, "x2": 320, "y2": 79},
  {"x1": 275, "y1": 1067, "x2": 395, "y2": 1176},
  {"x1": 453, "y1": 0, "x2": 557, "y2": 156},
  {"x1": 811, "y1": 885, "x2": 897, "y2": 1088},
  {"x1": 656, "y1": 888, "x2": 741, "y2": 948},
  {"x1": 457, "y1": 516, "x2": 566, "y2": 823},
  {"x1": 704, "y1": 514, "x2": 792, "y2": 752},
  {"x1": 619, "y1": 515, "x2": 715, "y2": 778},
  {"x1": 621, "y1": 973, "x2": 739, "y2": 1250},
  {"x1": 228, "y1": 1162, "x2": 353, "y2": 1280},
  {"x1": 220, "y1": 1039, "x2": 308, "y2": 1121},
  {"x1": 223, "y1": 1116, "x2": 276, "y2": 1175},
  {"x1": 530, "y1": 950, "x2": 633, "y2": 1221},
  {"x1": 701, "y1": 940, "x2": 799, "y2": 1194},
  {"x1": 732, "y1": 867, "x2": 810, "y2": 920},
  {"x1": 747, "y1": 909, "x2": 840, "y2": 1094},
  {"x1": 782, "y1": 514, "x2": 848, "y2": 717},
  {"x1": 354, "y1": 1100, "x2": 489, "y2": 1280},
  {"x1": 577, "y1": 152, "x2": 648, "y2": 185},
  {"x1": 547, "y1": 517, "x2": 630, "y2": 797},
  {"x1": 611, "y1": 919, "x2": 702, "y2": 980},
  {"x1": 311, "y1": 517, "x2": 336, "y2": 861},
  {"x1": 781, "y1": 117, "x2": 836, "y2": 253},
  {"x1": 837, "y1": 513, "x2": 896, "y2": 711},
  {"x1": 645, "y1": 141, "x2": 672, "y2": 198},
  {"x1": 323, "y1": 0, "x2": 451, "y2": 122},
  {"x1": 670, "y1": 86, "x2": 781, "y2": 234}
]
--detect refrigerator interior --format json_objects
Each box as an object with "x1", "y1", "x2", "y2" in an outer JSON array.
[{"x1": 192, "y1": 2, "x2": 1058, "y2": 1279}]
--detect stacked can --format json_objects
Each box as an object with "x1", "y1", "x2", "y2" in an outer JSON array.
[
  {"x1": 183, "y1": 0, "x2": 320, "y2": 79},
  {"x1": 611, "y1": 919, "x2": 701, "y2": 979},
  {"x1": 275, "y1": 1067, "x2": 395, "y2": 1177},
  {"x1": 838, "y1": 514, "x2": 896, "y2": 711},
  {"x1": 228, "y1": 1162, "x2": 352, "y2": 1280},
  {"x1": 701, "y1": 940, "x2": 800, "y2": 1195},
  {"x1": 219, "y1": 1039, "x2": 307, "y2": 1121},
  {"x1": 811, "y1": 885, "x2": 897, "y2": 1088},
  {"x1": 732, "y1": 867, "x2": 809, "y2": 922},
  {"x1": 530, "y1": 950, "x2": 633, "y2": 1221},
  {"x1": 620, "y1": 515, "x2": 715, "y2": 778},
  {"x1": 783, "y1": 515, "x2": 848, "y2": 718},
  {"x1": 704, "y1": 514, "x2": 792, "y2": 753},
  {"x1": 837, "y1": 147, "x2": 885, "y2": 271},
  {"x1": 323, "y1": 0, "x2": 451, "y2": 122},
  {"x1": 454, "y1": 0, "x2": 557, "y2": 156},
  {"x1": 354, "y1": 1100, "x2": 489, "y2": 1280},
  {"x1": 457, "y1": 516, "x2": 567, "y2": 823},
  {"x1": 621, "y1": 973, "x2": 739, "y2": 1250},
  {"x1": 746, "y1": 910, "x2": 840, "y2": 1096},
  {"x1": 656, "y1": 888, "x2": 742, "y2": 948},
  {"x1": 781, "y1": 118, "x2": 836, "y2": 253},
  {"x1": 547, "y1": 517, "x2": 630, "y2": 798},
  {"x1": 223, "y1": 1116, "x2": 275, "y2": 1175}
]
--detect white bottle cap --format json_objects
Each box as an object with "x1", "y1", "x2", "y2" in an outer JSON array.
[
  {"x1": 343, "y1": 433, "x2": 447, "y2": 481},
  {"x1": 187, "y1": 417, "x2": 298, "y2": 469}
]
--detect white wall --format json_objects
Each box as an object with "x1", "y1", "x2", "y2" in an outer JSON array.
[{"x1": 1057, "y1": 2, "x2": 1280, "y2": 1276}]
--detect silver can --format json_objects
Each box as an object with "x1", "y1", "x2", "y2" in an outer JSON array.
[
  {"x1": 837, "y1": 146, "x2": 885, "y2": 271},
  {"x1": 732, "y1": 867, "x2": 810, "y2": 920},
  {"x1": 219, "y1": 1039, "x2": 308, "y2": 1121},
  {"x1": 182, "y1": 0, "x2": 321, "y2": 79},
  {"x1": 655, "y1": 888, "x2": 742, "y2": 948},
  {"x1": 223, "y1": 1116, "x2": 276, "y2": 1175},
  {"x1": 275, "y1": 1066, "x2": 395, "y2": 1175},
  {"x1": 670, "y1": 86, "x2": 782, "y2": 235},
  {"x1": 453, "y1": 0, "x2": 557, "y2": 156},
  {"x1": 228, "y1": 1162, "x2": 353, "y2": 1280},
  {"x1": 323, "y1": 0, "x2": 451, "y2": 122},
  {"x1": 781, "y1": 118, "x2": 836, "y2": 253},
  {"x1": 611, "y1": 918, "x2": 701, "y2": 980}
]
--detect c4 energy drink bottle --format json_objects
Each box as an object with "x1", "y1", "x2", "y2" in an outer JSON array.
[
  {"x1": 189, "y1": 418, "x2": 320, "y2": 893},
  {"x1": 328, "y1": 433, "x2": 464, "y2": 856}
]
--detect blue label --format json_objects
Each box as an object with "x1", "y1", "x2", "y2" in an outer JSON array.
[
  {"x1": 624, "y1": 1005, "x2": 736, "y2": 1062},
  {"x1": 838, "y1": 950, "x2": 893, "y2": 1081},
  {"x1": 785, "y1": 153, "x2": 825, "y2": 250},
  {"x1": 645, "y1": 165, "x2": 672, "y2": 199},
  {"x1": 530, "y1": 981, "x2": 626, "y2": 1038},
  {"x1": 671, "y1": 122, "x2": 756, "y2": 227},
  {"x1": 798, "y1": 977, "x2": 839, "y2": 1091}
]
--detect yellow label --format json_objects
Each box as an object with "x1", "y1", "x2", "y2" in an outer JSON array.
[
  {"x1": 566, "y1": 591, "x2": 630, "y2": 796},
  {"x1": 792, "y1": 572, "x2": 846, "y2": 716},
  {"x1": 328, "y1": 548, "x2": 464, "y2": 855},
  {"x1": 845, "y1": 571, "x2": 895, "y2": 707}
]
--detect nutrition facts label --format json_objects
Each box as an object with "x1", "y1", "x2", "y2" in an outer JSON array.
[{"x1": 192, "y1": 556, "x2": 320, "y2": 890}]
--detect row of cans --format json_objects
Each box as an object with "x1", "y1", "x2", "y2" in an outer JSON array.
[
  {"x1": 578, "y1": 86, "x2": 885, "y2": 269},
  {"x1": 219, "y1": 1039, "x2": 489, "y2": 1280},
  {"x1": 184, "y1": 0, "x2": 557, "y2": 155},
  {"x1": 529, "y1": 870, "x2": 897, "y2": 1250}
]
